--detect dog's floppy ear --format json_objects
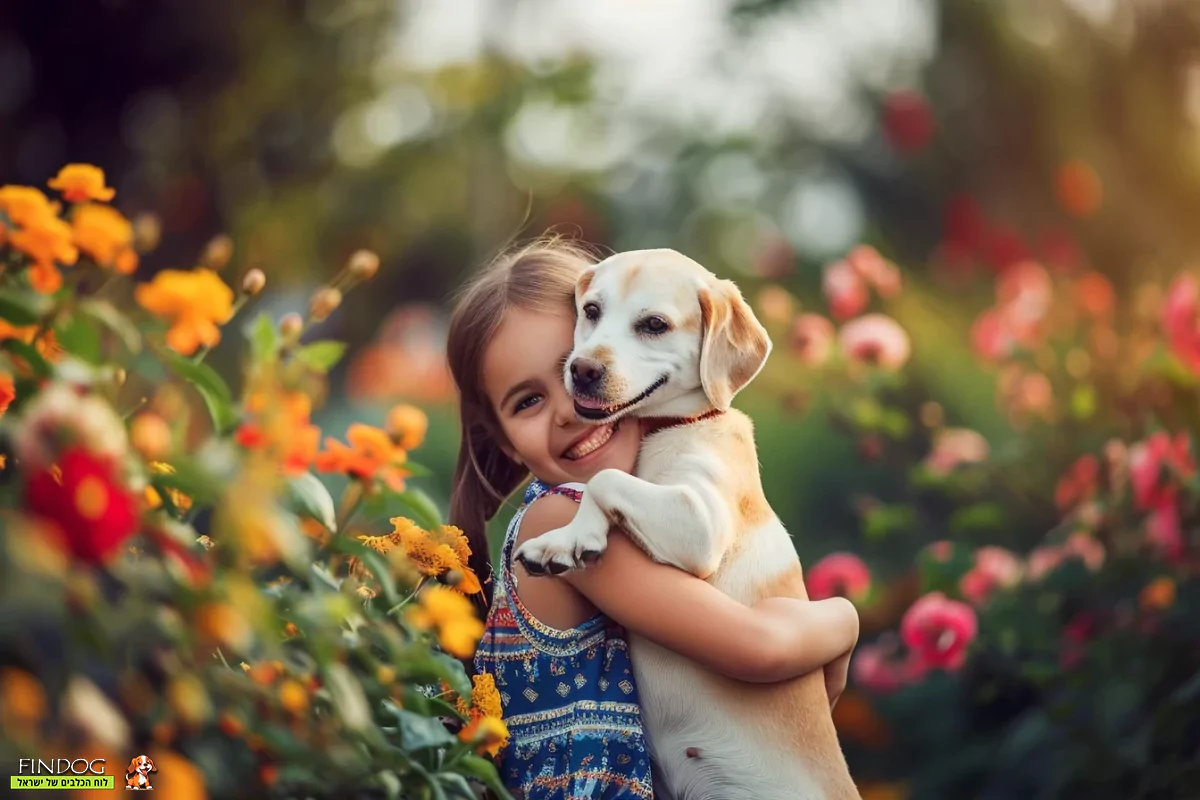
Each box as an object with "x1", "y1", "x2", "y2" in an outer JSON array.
[
  {"x1": 697, "y1": 278, "x2": 772, "y2": 409},
  {"x1": 146, "y1": 757, "x2": 157, "y2": 773},
  {"x1": 575, "y1": 265, "x2": 597, "y2": 308},
  {"x1": 125, "y1": 758, "x2": 139, "y2": 775}
]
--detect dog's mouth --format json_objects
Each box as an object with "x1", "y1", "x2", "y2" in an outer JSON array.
[{"x1": 574, "y1": 375, "x2": 668, "y2": 422}]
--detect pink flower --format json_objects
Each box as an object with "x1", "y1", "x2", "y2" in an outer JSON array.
[
  {"x1": 851, "y1": 635, "x2": 928, "y2": 693},
  {"x1": 838, "y1": 314, "x2": 912, "y2": 371},
  {"x1": 923, "y1": 540, "x2": 954, "y2": 563},
  {"x1": 901, "y1": 592, "x2": 978, "y2": 671},
  {"x1": 1129, "y1": 432, "x2": 1194, "y2": 511},
  {"x1": 925, "y1": 428, "x2": 989, "y2": 475},
  {"x1": 1054, "y1": 454, "x2": 1099, "y2": 513},
  {"x1": 1146, "y1": 503, "x2": 1185, "y2": 561},
  {"x1": 790, "y1": 314, "x2": 835, "y2": 367},
  {"x1": 807, "y1": 552, "x2": 872, "y2": 602},
  {"x1": 1162, "y1": 274, "x2": 1200, "y2": 373},
  {"x1": 959, "y1": 546, "x2": 1023, "y2": 605},
  {"x1": 823, "y1": 260, "x2": 869, "y2": 321},
  {"x1": 1025, "y1": 546, "x2": 1064, "y2": 581},
  {"x1": 996, "y1": 261, "x2": 1053, "y2": 343},
  {"x1": 847, "y1": 245, "x2": 902, "y2": 298},
  {"x1": 970, "y1": 308, "x2": 1015, "y2": 362},
  {"x1": 1062, "y1": 532, "x2": 1105, "y2": 571}
]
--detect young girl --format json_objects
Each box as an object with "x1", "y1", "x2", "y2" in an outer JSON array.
[{"x1": 447, "y1": 238, "x2": 859, "y2": 800}]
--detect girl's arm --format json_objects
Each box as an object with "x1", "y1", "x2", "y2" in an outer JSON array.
[{"x1": 520, "y1": 494, "x2": 859, "y2": 686}]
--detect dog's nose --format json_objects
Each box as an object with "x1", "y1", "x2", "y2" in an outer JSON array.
[{"x1": 569, "y1": 357, "x2": 606, "y2": 392}]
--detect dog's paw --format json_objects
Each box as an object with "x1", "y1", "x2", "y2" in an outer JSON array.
[{"x1": 513, "y1": 524, "x2": 609, "y2": 576}]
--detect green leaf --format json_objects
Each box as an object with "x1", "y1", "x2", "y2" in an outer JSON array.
[
  {"x1": 391, "y1": 488, "x2": 443, "y2": 531},
  {"x1": 78, "y1": 299, "x2": 143, "y2": 354},
  {"x1": 862, "y1": 504, "x2": 916, "y2": 541},
  {"x1": 284, "y1": 472, "x2": 338, "y2": 533},
  {"x1": 880, "y1": 408, "x2": 911, "y2": 439},
  {"x1": 149, "y1": 458, "x2": 224, "y2": 506},
  {"x1": 394, "y1": 708, "x2": 456, "y2": 751},
  {"x1": 949, "y1": 503, "x2": 1004, "y2": 535},
  {"x1": 246, "y1": 312, "x2": 278, "y2": 362},
  {"x1": 457, "y1": 755, "x2": 514, "y2": 800},
  {"x1": 0, "y1": 290, "x2": 44, "y2": 325},
  {"x1": 160, "y1": 349, "x2": 239, "y2": 434},
  {"x1": 0, "y1": 339, "x2": 51, "y2": 377},
  {"x1": 294, "y1": 341, "x2": 347, "y2": 373},
  {"x1": 54, "y1": 313, "x2": 102, "y2": 364},
  {"x1": 437, "y1": 773, "x2": 480, "y2": 799},
  {"x1": 397, "y1": 645, "x2": 471, "y2": 698}
]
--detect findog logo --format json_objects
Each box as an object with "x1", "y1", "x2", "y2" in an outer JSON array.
[{"x1": 124, "y1": 755, "x2": 157, "y2": 790}]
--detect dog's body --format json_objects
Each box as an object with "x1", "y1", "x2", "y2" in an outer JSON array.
[
  {"x1": 514, "y1": 249, "x2": 859, "y2": 800},
  {"x1": 125, "y1": 755, "x2": 156, "y2": 790}
]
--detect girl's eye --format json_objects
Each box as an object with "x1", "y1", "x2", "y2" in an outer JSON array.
[
  {"x1": 515, "y1": 394, "x2": 542, "y2": 412},
  {"x1": 638, "y1": 315, "x2": 670, "y2": 334},
  {"x1": 583, "y1": 302, "x2": 601, "y2": 322}
]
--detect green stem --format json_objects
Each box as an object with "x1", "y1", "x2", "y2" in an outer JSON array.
[
  {"x1": 387, "y1": 578, "x2": 428, "y2": 617},
  {"x1": 335, "y1": 479, "x2": 367, "y2": 533},
  {"x1": 191, "y1": 294, "x2": 253, "y2": 364}
]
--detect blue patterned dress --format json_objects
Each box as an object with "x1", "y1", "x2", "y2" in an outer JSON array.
[{"x1": 474, "y1": 479, "x2": 655, "y2": 800}]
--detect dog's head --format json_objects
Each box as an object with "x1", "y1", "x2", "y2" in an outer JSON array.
[
  {"x1": 126, "y1": 755, "x2": 156, "y2": 777},
  {"x1": 566, "y1": 248, "x2": 771, "y2": 423}
]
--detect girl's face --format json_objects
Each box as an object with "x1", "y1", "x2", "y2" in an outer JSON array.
[{"x1": 483, "y1": 307, "x2": 641, "y2": 487}]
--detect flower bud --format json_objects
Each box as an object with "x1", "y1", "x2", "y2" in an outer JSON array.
[
  {"x1": 202, "y1": 234, "x2": 234, "y2": 271},
  {"x1": 347, "y1": 249, "x2": 380, "y2": 281},
  {"x1": 112, "y1": 367, "x2": 127, "y2": 387},
  {"x1": 309, "y1": 286, "x2": 342, "y2": 322},
  {"x1": 130, "y1": 412, "x2": 172, "y2": 461},
  {"x1": 280, "y1": 313, "x2": 303, "y2": 343},
  {"x1": 241, "y1": 268, "x2": 266, "y2": 297},
  {"x1": 132, "y1": 213, "x2": 162, "y2": 254}
]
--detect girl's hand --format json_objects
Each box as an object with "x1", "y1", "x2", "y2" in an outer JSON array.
[{"x1": 824, "y1": 650, "x2": 852, "y2": 709}]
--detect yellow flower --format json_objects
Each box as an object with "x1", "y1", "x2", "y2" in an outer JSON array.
[
  {"x1": 456, "y1": 672, "x2": 503, "y2": 720},
  {"x1": 72, "y1": 203, "x2": 137, "y2": 273},
  {"x1": 389, "y1": 517, "x2": 482, "y2": 595},
  {"x1": 386, "y1": 403, "x2": 428, "y2": 450},
  {"x1": 459, "y1": 715, "x2": 509, "y2": 757},
  {"x1": 0, "y1": 668, "x2": 46, "y2": 730},
  {"x1": 8, "y1": 216, "x2": 78, "y2": 293},
  {"x1": 134, "y1": 268, "x2": 235, "y2": 355},
  {"x1": 47, "y1": 164, "x2": 115, "y2": 203},
  {"x1": 407, "y1": 586, "x2": 484, "y2": 658},
  {"x1": 144, "y1": 462, "x2": 193, "y2": 513}
]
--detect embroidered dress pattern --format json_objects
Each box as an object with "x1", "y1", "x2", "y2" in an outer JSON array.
[{"x1": 474, "y1": 479, "x2": 654, "y2": 800}]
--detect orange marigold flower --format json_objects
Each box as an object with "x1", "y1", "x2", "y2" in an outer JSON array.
[
  {"x1": 144, "y1": 462, "x2": 193, "y2": 513},
  {"x1": 134, "y1": 268, "x2": 235, "y2": 355},
  {"x1": 47, "y1": 164, "x2": 116, "y2": 203},
  {"x1": 72, "y1": 203, "x2": 138, "y2": 273},
  {"x1": 374, "y1": 517, "x2": 482, "y2": 595},
  {"x1": 0, "y1": 185, "x2": 60, "y2": 227},
  {"x1": 386, "y1": 403, "x2": 428, "y2": 450},
  {"x1": 314, "y1": 423, "x2": 411, "y2": 491},
  {"x1": 459, "y1": 715, "x2": 509, "y2": 756},
  {"x1": 407, "y1": 585, "x2": 484, "y2": 658},
  {"x1": 236, "y1": 390, "x2": 320, "y2": 476},
  {"x1": 0, "y1": 320, "x2": 63, "y2": 365},
  {"x1": 0, "y1": 373, "x2": 15, "y2": 418}
]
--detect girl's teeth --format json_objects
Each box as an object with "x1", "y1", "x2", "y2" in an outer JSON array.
[{"x1": 566, "y1": 425, "x2": 614, "y2": 459}]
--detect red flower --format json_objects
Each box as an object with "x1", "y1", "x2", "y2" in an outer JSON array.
[
  {"x1": 970, "y1": 308, "x2": 1015, "y2": 362},
  {"x1": 943, "y1": 194, "x2": 986, "y2": 254},
  {"x1": 851, "y1": 637, "x2": 927, "y2": 693},
  {"x1": 1054, "y1": 454, "x2": 1099, "y2": 513},
  {"x1": 807, "y1": 552, "x2": 871, "y2": 602},
  {"x1": 1146, "y1": 503, "x2": 1184, "y2": 561},
  {"x1": 901, "y1": 592, "x2": 977, "y2": 670},
  {"x1": 23, "y1": 447, "x2": 140, "y2": 564},
  {"x1": 881, "y1": 90, "x2": 935, "y2": 154},
  {"x1": 959, "y1": 546, "x2": 1022, "y2": 606},
  {"x1": 822, "y1": 260, "x2": 869, "y2": 321},
  {"x1": 983, "y1": 225, "x2": 1029, "y2": 273},
  {"x1": 1129, "y1": 431, "x2": 1194, "y2": 511}
]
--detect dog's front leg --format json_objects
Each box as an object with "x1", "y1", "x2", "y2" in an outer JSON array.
[{"x1": 514, "y1": 469, "x2": 729, "y2": 578}]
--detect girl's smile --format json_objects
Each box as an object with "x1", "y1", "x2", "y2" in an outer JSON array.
[{"x1": 483, "y1": 308, "x2": 641, "y2": 487}]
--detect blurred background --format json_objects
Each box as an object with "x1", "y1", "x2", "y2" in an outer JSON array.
[{"x1": 5, "y1": 0, "x2": 1200, "y2": 796}]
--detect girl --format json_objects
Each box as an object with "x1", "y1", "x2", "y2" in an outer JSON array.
[{"x1": 447, "y1": 238, "x2": 859, "y2": 800}]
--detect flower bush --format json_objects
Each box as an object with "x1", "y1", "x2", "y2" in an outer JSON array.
[
  {"x1": 0, "y1": 165, "x2": 511, "y2": 799},
  {"x1": 770, "y1": 244, "x2": 1200, "y2": 797}
]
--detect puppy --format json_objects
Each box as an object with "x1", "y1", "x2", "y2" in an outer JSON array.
[
  {"x1": 125, "y1": 754, "x2": 156, "y2": 790},
  {"x1": 514, "y1": 249, "x2": 859, "y2": 800}
]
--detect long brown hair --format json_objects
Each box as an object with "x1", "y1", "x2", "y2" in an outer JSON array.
[{"x1": 447, "y1": 237, "x2": 601, "y2": 615}]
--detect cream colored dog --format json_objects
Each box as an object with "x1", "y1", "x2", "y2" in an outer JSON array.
[{"x1": 513, "y1": 249, "x2": 859, "y2": 800}]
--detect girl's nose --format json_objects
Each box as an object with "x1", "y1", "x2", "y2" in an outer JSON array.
[{"x1": 551, "y1": 392, "x2": 576, "y2": 427}]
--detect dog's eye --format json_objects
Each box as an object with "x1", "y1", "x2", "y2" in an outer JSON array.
[
  {"x1": 583, "y1": 302, "x2": 601, "y2": 322},
  {"x1": 638, "y1": 316, "x2": 670, "y2": 334}
]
